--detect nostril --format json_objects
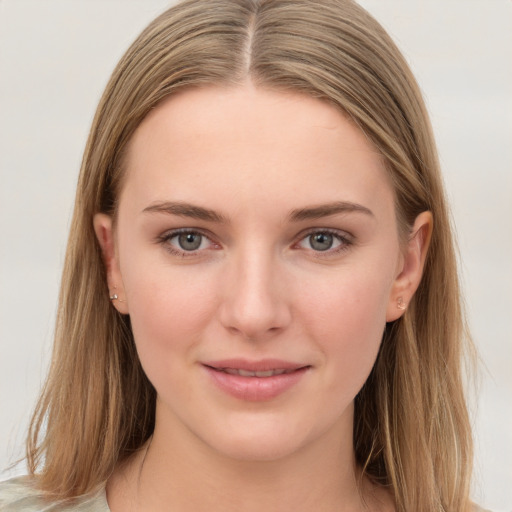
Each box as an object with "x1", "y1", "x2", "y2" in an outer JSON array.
[{"x1": 223, "y1": 322, "x2": 285, "y2": 341}]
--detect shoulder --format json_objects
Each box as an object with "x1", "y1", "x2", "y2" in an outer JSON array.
[
  {"x1": 0, "y1": 476, "x2": 45, "y2": 511},
  {"x1": 473, "y1": 505, "x2": 493, "y2": 512},
  {"x1": 0, "y1": 476, "x2": 110, "y2": 511}
]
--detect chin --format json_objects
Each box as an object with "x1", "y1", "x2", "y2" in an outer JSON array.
[
  {"x1": 210, "y1": 433, "x2": 307, "y2": 463},
  {"x1": 195, "y1": 411, "x2": 325, "y2": 463}
]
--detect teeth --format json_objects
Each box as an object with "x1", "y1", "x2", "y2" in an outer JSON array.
[
  {"x1": 224, "y1": 368, "x2": 241, "y2": 376},
  {"x1": 254, "y1": 370, "x2": 274, "y2": 377},
  {"x1": 238, "y1": 369, "x2": 256, "y2": 377},
  {"x1": 221, "y1": 368, "x2": 292, "y2": 377}
]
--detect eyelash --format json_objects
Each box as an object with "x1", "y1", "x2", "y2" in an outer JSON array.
[
  {"x1": 156, "y1": 228, "x2": 218, "y2": 258},
  {"x1": 156, "y1": 228, "x2": 353, "y2": 258},
  {"x1": 295, "y1": 228, "x2": 353, "y2": 257}
]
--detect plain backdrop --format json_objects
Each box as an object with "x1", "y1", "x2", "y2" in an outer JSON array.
[{"x1": 0, "y1": 1, "x2": 511, "y2": 510}]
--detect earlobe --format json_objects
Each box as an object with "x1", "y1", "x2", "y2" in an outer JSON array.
[
  {"x1": 93, "y1": 213, "x2": 129, "y2": 314},
  {"x1": 386, "y1": 211, "x2": 433, "y2": 322}
]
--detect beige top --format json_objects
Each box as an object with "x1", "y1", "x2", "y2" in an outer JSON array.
[
  {"x1": 0, "y1": 476, "x2": 109, "y2": 511},
  {"x1": 0, "y1": 475, "x2": 493, "y2": 511}
]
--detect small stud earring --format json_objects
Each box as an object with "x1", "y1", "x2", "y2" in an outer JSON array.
[
  {"x1": 109, "y1": 286, "x2": 125, "y2": 303},
  {"x1": 397, "y1": 297, "x2": 406, "y2": 310}
]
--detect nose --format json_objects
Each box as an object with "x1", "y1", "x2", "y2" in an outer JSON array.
[{"x1": 218, "y1": 250, "x2": 292, "y2": 341}]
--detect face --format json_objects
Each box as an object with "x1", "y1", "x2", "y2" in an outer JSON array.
[{"x1": 95, "y1": 84, "x2": 429, "y2": 463}]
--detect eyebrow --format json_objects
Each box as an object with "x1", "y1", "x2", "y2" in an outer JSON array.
[
  {"x1": 142, "y1": 201, "x2": 228, "y2": 223},
  {"x1": 288, "y1": 201, "x2": 374, "y2": 221},
  {"x1": 142, "y1": 200, "x2": 373, "y2": 223}
]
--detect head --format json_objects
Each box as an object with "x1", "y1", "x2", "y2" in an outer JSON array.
[{"x1": 28, "y1": 1, "x2": 473, "y2": 510}]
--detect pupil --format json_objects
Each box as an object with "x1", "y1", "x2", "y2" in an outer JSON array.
[
  {"x1": 178, "y1": 233, "x2": 202, "y2": 251},
  {"x1": 310, "y1": 233, "x2": 333, "y2": 251}
]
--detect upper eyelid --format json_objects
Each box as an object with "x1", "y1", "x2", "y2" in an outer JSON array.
[
  {"x1": 157, "y1": 229, "x2": 218, "y2": 257},
  {"x1": 158, "y1": 226, "x2": 351, "y2": 238},
  {"x1": 156, "y1": 227, "x2": 353, "y2": 251},
  {"x1": 293, "y1": 228, "x2": 354, "y2": 253},
  {"x1": 295, "y1": 227, "x2": 353, "y2": 241},
  {"x1": 156, "y1": 228, "x2": 217, "y2": 252},
  {"x1": 158, "y1": 227, "x2": 214, "y2": 241}
]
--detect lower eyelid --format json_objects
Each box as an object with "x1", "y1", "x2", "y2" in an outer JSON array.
[
  {"x1": 158, "y1": 229, "x2": 220, "y2": 255},
  {"x1": 157, "y1": 229, "x2": 352, "y2": 256}
]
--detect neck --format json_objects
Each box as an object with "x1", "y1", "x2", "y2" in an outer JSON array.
[{"x1": 107, "y1": 406, "x2": 391, "y2": 512}]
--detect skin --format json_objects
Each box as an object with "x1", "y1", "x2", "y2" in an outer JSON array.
[{"x1": 94, "y1": 83, "x2": 432, "y2": 511}]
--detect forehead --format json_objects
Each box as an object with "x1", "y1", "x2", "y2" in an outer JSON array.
[{"x1": 120, "y1": 84, "x2": 394, "y2": 220}]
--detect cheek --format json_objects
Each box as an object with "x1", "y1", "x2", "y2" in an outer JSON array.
[
  {"x1": 297, "y1": 269, "x2": 391, "y2": 390},
  {"x1": 122, "y1": 259, "x2": 218, "y2": 376}
]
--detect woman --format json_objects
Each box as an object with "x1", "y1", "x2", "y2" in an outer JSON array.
[{"x1": 0, "y1": 0, "x2": 480, "y2": 510}]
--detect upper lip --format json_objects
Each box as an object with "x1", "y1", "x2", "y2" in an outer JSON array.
[{"x1": 202, "y1": 358, "x2": 309, "y2": 372}]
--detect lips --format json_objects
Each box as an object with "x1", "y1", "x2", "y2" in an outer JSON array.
[
  {"x1": 203, "y1": 358, "x2": 307, "y2": 372},
  {"x1": 220, "y1": 368, "x2": 295, "y2": 377},
  {"x1": 202, "y1": 359, "x2": 310, "y2": 401}
]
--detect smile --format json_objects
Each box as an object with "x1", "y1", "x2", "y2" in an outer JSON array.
[
  {"x1": 216, "y1": 368, "x2": 297, "y2": 377},
  {"x1": 202, "y1": 360, "x2": 310, "y2": 401}
]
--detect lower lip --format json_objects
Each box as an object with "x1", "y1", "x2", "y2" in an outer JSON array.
[{"x1": 203, "y1": 366, "x2": 309, "y2": 401}]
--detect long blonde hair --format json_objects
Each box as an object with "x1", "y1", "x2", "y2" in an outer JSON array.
[{"x1": 27, "y1": 1, "x2": 474, "y2": 510}]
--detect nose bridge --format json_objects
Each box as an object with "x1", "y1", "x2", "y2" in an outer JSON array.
[{"x1": 219, "y1": 242, "x2": 290, "y2": 339}]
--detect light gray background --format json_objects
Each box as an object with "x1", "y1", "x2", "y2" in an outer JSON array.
[{"x1": 0, "y1": 1, "x2": 510, "y2": 510}]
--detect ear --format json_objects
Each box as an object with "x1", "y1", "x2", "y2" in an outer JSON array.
[
  {"x1": 93, "y1": 213, "x2": 129, "y2": 314},
  {"x1": 386, "y1": 211, "x2": 433, "y2": 322}
]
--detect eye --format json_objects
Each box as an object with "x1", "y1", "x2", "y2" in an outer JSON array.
[
  {"x1": 157, "y1": 229, "x2": 217, "y2": 256},
  {"x1": 173, "y1": 232, "x2": 206, "y2": 251},
  {"x1": 297, "y1": 230, "x2": 350, "y2": 253},
  {"x1": 307, "y1": 232, "x2": 336, "y2": 251}
]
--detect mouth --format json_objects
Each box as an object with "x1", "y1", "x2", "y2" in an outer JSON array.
[
  {"x1": 206, "y1": 366, "x2": 304, "y2": 377},
  {"x1": 203, "y1": 358, "x2": 310, "y2": 375},
  {"x1": 201, "y1": 359, "x2": 311, "y2": 401}
]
